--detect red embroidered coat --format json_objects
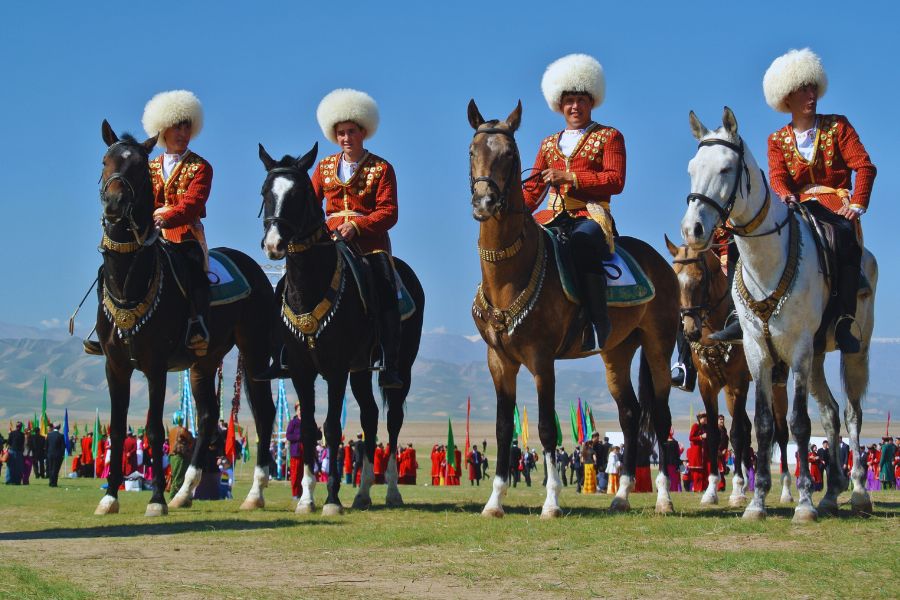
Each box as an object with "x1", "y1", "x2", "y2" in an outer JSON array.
[
  {"x1": 311, "y1": 151, "x2": 398, "y2": 255},
  {"x1": 149, "y1": 151, "x2": 213, "y2": 244},
  {"x1": 767, "y1": 114, "x2": 876, "y2": 213},
  {"x1": 522, "y1": 122, "x2": 626, "y2": 225}
]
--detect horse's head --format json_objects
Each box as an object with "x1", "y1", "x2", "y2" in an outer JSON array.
[
  {"x1": 467, "y1": 99, "x2": 522, "y2": 221},
  {"x1": 682, "y1": 107, "x2": 750, "y2": 249},
  {"x1": 258, "y1": 142, "x2": 319, "y2": 259},
  {"x1": 99, "y1": 120, "x2": 157, "y2": 229},
  {"x1": 665, "y1": 234, "x2": 721, "y2": 342}
]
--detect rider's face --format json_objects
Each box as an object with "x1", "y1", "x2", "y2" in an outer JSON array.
[
  {"x1": 560, "y1": 93, "x2": 593, "y2": 129},
  {"x1": 334, "y1": 121, "x2": 366, "y2": 157},
  {"x1": 163, "y1": 121, "x2": 192, "y2": 154},
  {"x1": 785, "y1": 84, "x2": 818, "y2": 118}
]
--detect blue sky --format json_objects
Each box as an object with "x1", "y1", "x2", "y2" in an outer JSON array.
[{"x1": 1, "y1": 1, "x2": 898, "y2": 338}]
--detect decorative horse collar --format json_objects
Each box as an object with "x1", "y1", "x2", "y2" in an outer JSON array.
[
  {"x1": 102, "y1": 253, "x2": 163, "y2": 337},
  {"x1": 281, "y1": 247, "x2": 345, "y2": 349}
]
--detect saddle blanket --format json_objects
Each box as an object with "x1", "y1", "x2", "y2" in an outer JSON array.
[
  {"x1": 338, "y1": 242, "x2": 417, "y2": 321},
  {"x1": 208, "y1": 249, "x2": 251, "y2": 306}
]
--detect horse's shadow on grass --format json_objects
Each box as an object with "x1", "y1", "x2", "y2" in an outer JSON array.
[{"x1": 0, "y1": 518, "x2": 335, "y2": 541}]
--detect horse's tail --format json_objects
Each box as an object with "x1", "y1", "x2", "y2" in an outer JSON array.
[{"x1": 638, "y1": 349, "x2": 657, "y2": 448}]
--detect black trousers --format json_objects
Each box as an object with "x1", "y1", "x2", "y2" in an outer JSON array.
[{"x1": 47, "y1": 455, "x2": 62, "y2": 487}]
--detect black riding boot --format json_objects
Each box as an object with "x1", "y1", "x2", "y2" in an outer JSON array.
[
  {"x1": 582, "y1": 272, "x2": 611, "y2": 351},
  {"x1": 835, "y1": 264, "x2": 861, "y2": 354},
  {"x1": 709, "y1": 311, "x2": 743, "y2": 344},
  {"x1": 183, "y1": 245, "x2": 210, "y2": 356},
  {"x1": 378, "y1": 307, "x2": 403, "y2": 389},
  {"x1": 671, "y1": 329, "x2": 696, "y2": 392},
  {"x1": 255, "y1": 345, "x2": 288, "y2": 381}
]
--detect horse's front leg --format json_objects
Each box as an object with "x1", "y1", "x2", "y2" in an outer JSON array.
[
  {"x1": 843, "y1": 350, "x2": 872, "y2": 515},
  {"x1": 95, "y1": 360, "x2": 132, "y2": 515},
  {"x1": 808, "y1": 353, "x2": 842, "y2": 516},
  {"x1": 350, "y1": 370, "x2": 377, "y2": 511},
  {"x1": 239, "y1": 377, "x2": 275, "y2": 510},
  {"x1": 170, "y1": 368, "x2": 217, "y2": 508},
  {"x1": 144, "y1": 367, "x2": 169, "y2": 516},
  {"x1": 482, "y1": 348, "x2": 519, "y2": 518},
  {"x1": 743, "y1": 350, "x2": 774, "y2": 520},
  {"x1": 532, "y1": 360, "x2": 562, "y2": 519},
  {"x1": 699, "y1": 377, "x2": 722, "y2": 506},
  {"x1": 293, "y1": 364, "x2": 319, "y2": 515},
  {"x1": 604, "y1": 340, "x2": 640, "y2": 512},
  {"x1": 314, "y1": 370, "x2": 349, "y2": 516},
  {"x1": 383, "y1": 386, "x2": 404, "y2": 507},
  {"x1": 773, "y1": 384, "x2": 794, "y2": 503},
  {"x1": 726, "y1": 380, "x2": 751, "y2": 507},
  {"x1": 790, "y1": 350, "x2": 817, "y2": 523}
]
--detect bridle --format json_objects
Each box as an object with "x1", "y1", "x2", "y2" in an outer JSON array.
[
  {"x1": 259, "y1": 166, "x2": 325, "y2": 251},
  {"x1": 686, "y1": 137, "x2": 788, "y2": 238},
  {"x1": 672, "y1": 250, "x2": 731, "y2": 333},
  {"x1": 100, "y1": 141, "x2": 154, "y2": 248},
  {"x1": 470, "y1": 127, "x2": 527, "y2": 216}
]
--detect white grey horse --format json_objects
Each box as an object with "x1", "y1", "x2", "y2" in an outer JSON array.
[{"x1": 680, "y1": 108, "x2": 877, "y2": 522}]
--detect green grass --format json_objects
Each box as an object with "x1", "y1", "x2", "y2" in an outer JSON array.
[{"x1": 0, "y1": 467, "x2": 897, "y2": 599}]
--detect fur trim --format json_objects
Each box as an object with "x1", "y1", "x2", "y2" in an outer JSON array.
[
  {"x1": 763, "y1": 48, "x2": 828, "y2": 113},
  {"x1": 142, "y1": 90, "x2": 203, "y2": 149},
  {"x1": 316, "y1": 89, "x2": 379, "y2": 144},
  {"x1": 541, "y1": 54, "x2": 605, "y2": 113}
]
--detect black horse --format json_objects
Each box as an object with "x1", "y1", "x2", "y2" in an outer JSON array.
[
  {"x1": 258, "y1": 143, "x2": 424, "y2": 515},
  {"x1": 93, "y1": 121, "x2": 276, "y2": 516}
]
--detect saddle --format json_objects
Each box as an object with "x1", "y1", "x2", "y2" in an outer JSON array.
[{"x1": 339, "y1": 240, "x2": 417, "y2": 321}]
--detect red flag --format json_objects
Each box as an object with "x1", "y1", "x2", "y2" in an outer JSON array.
[
  {"x1": 577, "y1": 398, "x2": 585, "y2": 444},
  {"x1": 887, "y1": 411, "x2": 891, "y2": 437},
  {"x1": 225, "y1": 410, "x2": 236, "y2": 463},
  {"x1": 464, "y1": 396, "x2": 471, "y2": 457}
]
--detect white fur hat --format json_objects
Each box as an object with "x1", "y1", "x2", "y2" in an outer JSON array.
[
  {"x1": 316, "y1": 88, "x2": 379, "y2": 144},
  {"x1": 142, "y1": 90, "x2": 204, "y2": 149},
  {"x1": 541, "y1": 54, "x2": 605, "y2": 113},
  {"x1": 763, "y1": 48, "x2": 828, "y2": 113}
]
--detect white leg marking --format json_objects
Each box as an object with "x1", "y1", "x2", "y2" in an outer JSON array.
[
  {"x1": 701, "y1": 474, "x2": 720, "y2": 505},
  {"x1": 385, "y1": 454, "x2": 403, "y2": 507},
  {"x1": 729, "y1": 474, "x2": 747, "y2": 507},
  {"x1": 482, "y1": 475, "x2": 509, "y2": 518},
  {"x1": 655, "y1": 472, "x2": 674, "y2": 514},
  {"x1": 610, "y1": 474, "x2": 634, "y2": 511},
  {"x1": 780, "y1": 472, "x2": 794, "y2": 504},
  {"x1": 296, "y1": 464, "x2": 316, "y2": 514},
  {"x1": 352, "y1": 457, "x2": 375, "y2": 509},
  {"x1": 541, "y1": 452, "x2": 563, "y2": 519},
  {"x1": 241, "y1": 466, "x2": 270, "y2": 510},
  {"x1": 94, "y1": 494, "x2": 119, "y2": 515},
  {"x1": 170, "y1": 465, "x2": 201, "y2": 508}
]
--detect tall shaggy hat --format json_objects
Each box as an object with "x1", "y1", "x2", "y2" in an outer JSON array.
[
  {"x1": 541, "y1": 54, "x2": 605, "y2": 113},
  {"x1": 316, "y1": 88, "x2": 379, "y2": 144},
  {"x1": 142, "y1": 90, "x2": 204, "y2": 149},
  {"x1": 763, "y1": 48, "x2": 828, "y2": 113}
]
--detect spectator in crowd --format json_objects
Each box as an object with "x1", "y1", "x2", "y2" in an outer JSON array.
[
  {"x1": 352, "y1": 434, "x2": 365, "y2": 487},
  {"x1": 581, "y1": 442, "x2": 596, "y2": 494},
  {"x1": 46, "y1": 423, "x2": 66, "y2": 487},
  {"x1": 879, "y1": 436, "x2": 897, "y2": 490},
  {"x1": 31, "y1": 428, "x2": 46, "y2": 480},
  {"x1": 572, "y1": 445, "x2": 583, "y2": 493},
  {"x1": 606, "y1": 445, "x2": 621, "y2": 494},
  {"x1": 556, "y1": 446, "x2": 569, "y2": 487},
  {"x1": 838, "y1": 435, "x2": 851, "y2": 483},
  {"x1": 522, "y1": 447, "x2": 534, "y2": 487},
  {"x1": 467, "y1": 445, "x2": 483, "y2": 486},
  {"x1": 168, "y1": 412, "x2": 194, "y2": 499},
  {"x1": 594, "y1": 435, "x2": 609, "y2": 493},
  {"x1": 218, "y1": 457, "x2": 234, "y2": 499},
  {"x1": 5, "y1": 422, "x2": 25, "y2": 485},
  {"x1": 285, "y1": 403, "x2": 303, "y2": 500},
  {"x1": 509, "y1": 440, "x2": 523, "y2": 487}
]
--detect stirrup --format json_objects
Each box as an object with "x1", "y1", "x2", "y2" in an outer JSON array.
[
  {"x1": 671, "y1": 363, "x2": 687, "y2": 389},
  {"x1": 83, "y1": 339, "x2": 103, "y2": 356}
]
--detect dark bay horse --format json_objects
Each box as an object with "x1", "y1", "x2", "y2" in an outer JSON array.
[
  {"x1": 666, "y1": 238, "x2": 793, "y2": 506},
  {"x1": 93, "y1": 121, "x2": 276, "y2": 516},
  {"x1": 468, "y1": 101, "x2": 680, "y2": 517},
  {"x1": 257, "y1": 143, "x2": 424, "y2": 515}
]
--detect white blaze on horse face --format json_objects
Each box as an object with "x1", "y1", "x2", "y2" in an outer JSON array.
[
  {"x1": 264, "y1": 176, "x2": 294, "y2": 258},
  {"x1": 683, "y1": 144, "x2": 731, "y2": 249}
]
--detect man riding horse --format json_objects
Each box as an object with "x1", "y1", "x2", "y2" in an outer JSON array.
[
  {"x1": 709, "y1": 48, "x2": 876, "y2": 354},
  {"x1": 258, "y1": 88, "x2": 404, "y2": 389},
  {"x1": 85, "y1": 89, "x2": 212, "y2": 356},
  {"x1": 522, "y1": 53, "x2": 624, "y2": 352}
]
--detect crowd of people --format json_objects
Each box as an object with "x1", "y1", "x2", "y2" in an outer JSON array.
[{"x1": 550, "y1": 433, "x2": 626, "y2": 494}]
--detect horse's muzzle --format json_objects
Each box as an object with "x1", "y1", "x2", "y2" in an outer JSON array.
[{"x1": 472, "y1": 194, "x2": 497, "y2": 222}]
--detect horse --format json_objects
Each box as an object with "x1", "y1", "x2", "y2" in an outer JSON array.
[
  {"x1": 665, "y1": 238, "x2": 794, "y2": 506},
  {"x1": 93, "y1": 121, "x2": 276, "y2": 516},
  {"x1": 257, "y1": 142, "x2": 424, "y2": 515},
  {"x1": 467, "y1": 100, "x2": 680, "y2": 517},
  {"x1": 681, "y1": 107, "x2": 877, "y2": 522}
]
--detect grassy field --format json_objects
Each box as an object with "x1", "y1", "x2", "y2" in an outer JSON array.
[{"x1": 0, "y1": 462, "x2": 897, "y2": 600}]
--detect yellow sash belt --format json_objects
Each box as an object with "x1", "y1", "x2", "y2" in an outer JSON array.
[{"x1": 549, "y1": 193, "x2": 615, "y2": 255}]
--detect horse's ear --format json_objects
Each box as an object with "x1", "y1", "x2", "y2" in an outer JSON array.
[
  {"x1": 467, "y1": 99, "x2": 485, "y2": 130},
  {"x1": 505, "y1": 100, "x2": 522, "y2": 133},
  {"x1": 296, "y1": 142, "x2": 318, "y2": 172},
  {"x1": 258, "y1": 143, "x2": 276, "y2": 171},
  {"x1": 141, "y1": 134, "x2": 159, "y2": 154},
  {"x1": 664, "y1": 234, "x2": 679, "y2": 258},
  {"x1": 688, "y1": 111, "x2": 708, "y2": 141},
  {"x1": 101, "y1": 119, "x2": 119, "y2": 147},
  {"x1": 722, "y1": 106, "x2": 738, "y2": 137}
]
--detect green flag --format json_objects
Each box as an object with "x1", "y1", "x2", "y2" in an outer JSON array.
[
  {"x1": 584, "y1": 402, "x2": 594, "y2": 438},
  {"x1": 513, "y1": 404, "x2": 522, "y2": 441},
  {"x1": 446, "y1": 419, "x2": 456, "y2": 470},
  {"x1": 91, "y1": 409, "x2": 100, "y2": 458},
  {"x1": 40, "y1": 378, "x2": 49, "y2": 436},
  {"x1": 554, "y1": 411, "x2": 563, "y2": 446},
  {"x1": 569, "y1": 402, "x2": 578, "y2": 445}
]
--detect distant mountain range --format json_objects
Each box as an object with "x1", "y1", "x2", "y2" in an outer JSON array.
[{"x1": 1, "y1": 321, "x2": 899, "y2": 425}]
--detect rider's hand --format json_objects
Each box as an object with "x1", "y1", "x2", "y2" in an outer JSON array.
[
  {"x1": 781, "y1": 194, "x2": 799, "y2": 206},
  {"x1": 153, "y1": 215, "x2": 168, "y2": 228},
  {"x1": 336, "y1": 222, "x2": 357, "y2": 240},
  {"x1": 836, "y1": 205, "x2": 861, "y2": 221},
  {"x1": 541, "y1": 168, "x2": 574, "y2": 187}
]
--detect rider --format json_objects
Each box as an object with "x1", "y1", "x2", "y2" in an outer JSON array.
[
  {"x1": 314, "y1": 88, "x2": 402, "y2": 389},
  {"x1": 522, "y1": 54, "x2": 625, "y2": 351},
  {"x1": 710, "y1": 48, "x2": 875, "y2": 354},
  {"x1": 84, "y1": 90, "x2": 212, "y2": 357}
]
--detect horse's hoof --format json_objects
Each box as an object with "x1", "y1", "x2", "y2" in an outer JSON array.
[
  {"x1": 700, "y1": 494, "x2": 719, "y2": 506},
  {"x1": 742, "y1": 507, "x2": 766, "y2": 521},
  {"x1": 168, "y1": 495, "x2": 192, "y2": 509},
  {"x1": 792, "y1": 506, "x2": 818, "y2": 524},
  {"x1": 145, "y1": 503, "x2": 168, "y2": 517},
  {"x1": 817, "y1": 498, "x2": 839, "y2": 517},
  {"x1": 239, "y1": 496, "x2": 265, "y2": 511},
  {"x1": 322, "y1": 503, "x2": 345, "y2": 516},
  {"x1": 94, "y1": 495, "x2": 119, "y2": 515},
  {"x1": 540, "y1": 507, "x2": 563, "y2": 519},
  {"x1": 385, "y1": 492, "x2": 404, "y2": 508},
  {"x1": 728, "y1": 495, "x2": 747, "y2": 508},
  {"x1": 481, "y1": 506, "x2": 504, "y2": 518},
  {"x1": 609, "y1": 497, "x2": 631, "y2": 512},
  {"x1": 351, "y1": 496, "x2": 372, "y2": 510},
  {"x1": 295, "y1": 501, "x2": 315, "y2": 515},
  {"x1": 850, "y1": 496, "x2": 873, "y2": 517},
  {"x1": 656, "y1": 501, "x2": 675, "y2": 515},
  {"x1": 779, "y1": 493, "x2": 794, "y2": 504}
]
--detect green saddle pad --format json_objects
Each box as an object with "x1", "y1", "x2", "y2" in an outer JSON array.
[{"x1": 208, "y1": 249, "x2": 251, "y2": 306}]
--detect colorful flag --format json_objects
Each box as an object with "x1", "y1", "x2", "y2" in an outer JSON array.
[
  {"x1": 40, "y1": 378, "x2": 49, "y2": 436},
  {"x1": 586, "y1": 402, "x2": 596, "y2": 439},
  {"x1": 63, "y1": 408, "x2": 70, "y2": 456},
  {"x1": 91, "y1": 408, "x2": 100, "y2": 459},
  {"x1": 887, "y1": 411, "x2": 891, "y2": 437},
  {"x1": 464, "y1": 396, "x2": 471, "y2": 456},
  {"x1": 521, "y1": 406, "x2": 530, "y2": 449},
  {"x1": 513, "y1": 404, "x2": 522, "y2": 441},
  {"x1": 577, "y1": 398, "x2": 586, "y2": 444},
  {"x1": 340, "y1": 395, "x2": 347, "y2": 431},
  {"x1": 554, "y1": 411, "x2": 563, "y2": 447},
  {"x1": 224, "y1": 410, "x2": 236, "y2": 463},
  {"x1": 446, "y1": 419, "x2": 456, "y2": 470},
  {"x1": 569, "y1": 402, "x2": 578, "y2": 445}
]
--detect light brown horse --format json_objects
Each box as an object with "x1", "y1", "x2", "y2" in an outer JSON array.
[
  {"x1": 665, "y1": 237, "x2": 794, "y2": 506},
  {"x1": 468, "y1": 100, "x2": 680, "y2": 517}
]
